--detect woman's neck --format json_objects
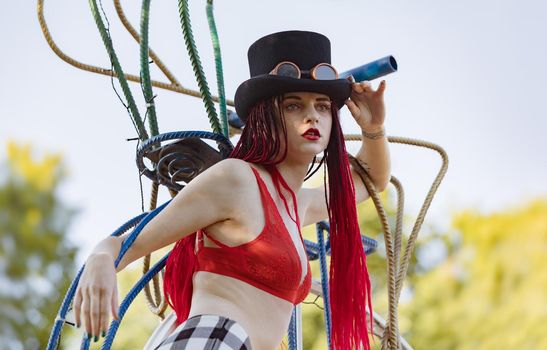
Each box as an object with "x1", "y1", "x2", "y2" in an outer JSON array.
[{"x1": 275, "y1": 158, "x2": 314, "y2": 193}]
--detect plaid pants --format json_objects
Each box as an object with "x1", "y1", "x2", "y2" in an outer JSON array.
[{"x1": 154, "y1": 314, "x2": 252, "y2": 350}]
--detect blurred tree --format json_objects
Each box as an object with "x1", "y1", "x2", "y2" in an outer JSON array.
[
  {"x1": 0, "y1": 142, "x2": 78, "y2": 349},
  {"x1": 403, "y1": 199, "x2": 547, "y2": 350}
]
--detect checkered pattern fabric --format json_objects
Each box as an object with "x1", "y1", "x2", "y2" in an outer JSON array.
[{"x1": 154, "y1": 314, "x2": 252, "y2": 350}]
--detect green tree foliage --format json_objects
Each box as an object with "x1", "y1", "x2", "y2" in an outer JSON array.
[
  {"x1": 403, "y1": 199, "x2": 547, "y2": 349},
  {"x1": 0, "y1": 142, "x2": 78, "y2": 349}
]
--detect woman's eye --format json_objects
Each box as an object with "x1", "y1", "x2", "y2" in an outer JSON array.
[
  {"x1": 284, "y1": 104, "x2": 299, "y2": 111},
  {"x1": 317, "y1": 104, "x2": 331, "y2": 111}
]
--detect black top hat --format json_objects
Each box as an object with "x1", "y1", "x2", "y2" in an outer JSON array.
[{"x1": 234, "y1": 30, "x2": 352, "y2": 123}]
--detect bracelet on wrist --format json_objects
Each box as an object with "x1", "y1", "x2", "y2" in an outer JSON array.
[{"x1": 362, "y1": 127, "x2": 385, "y2": 140}]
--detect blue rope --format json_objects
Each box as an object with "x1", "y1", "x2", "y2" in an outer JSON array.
[
  {"x1": 303, "y1": 224, "x2": 378, "y2": 260},
  {"x1": 48, "y1": 267, "x2": 84, "y2": 350},
  {"x1": 46, "y1": 212, "x2": 148, "y2": 350},
  {"x1": 362, "y1": 235, "x2": 379, "y2": 255},
  {"x1": 316, "y1": 222, "x2": 332, "y2": 348},
  {"x1": 288, "y1": 307, "x2": 297, "y2": 350},
  {"x1": 115, "y1": 201, "x2": 171, "y2": 267},
  {"x1": 80, "y1": 334, "x2": 91, "y2": 349},
  {"x1": 303, "y1": 240, "x2": 319, "y2": 260}
]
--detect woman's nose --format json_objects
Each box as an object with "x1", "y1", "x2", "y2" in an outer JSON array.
[{"x1": 304, "y1": 110, "x2": 319, "y2": 124}]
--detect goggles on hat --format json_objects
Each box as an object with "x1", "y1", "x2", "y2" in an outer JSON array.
[{"x1": 269, "y1": 61, "x2": 339, "y2": 80}]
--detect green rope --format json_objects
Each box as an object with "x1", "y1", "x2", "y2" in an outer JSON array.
[
  {"x1": 206, "y1": 0, "x2": 228, "y2": 137},
  {"x1": 140, "y1": 0, "x2": 159, "y2": 137},
  {"x1": 89, "y1": 0, "x2": 149, "y2": 141},
  {"x1": 178, "y1": 0, "x2": 222, "y2": 134}
]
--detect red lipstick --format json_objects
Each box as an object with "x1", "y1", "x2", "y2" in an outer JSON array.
[{"x1": 302, "y1": 128, "x2": 320, "y2": 140}]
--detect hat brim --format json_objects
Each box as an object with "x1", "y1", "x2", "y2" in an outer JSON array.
[{"x1": 234, "y1": 75, "x2": 352, "y2": 123}]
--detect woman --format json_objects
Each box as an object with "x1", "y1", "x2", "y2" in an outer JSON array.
[{"x1": 74, "y1": 30, "x2": 391, "y2": 350}]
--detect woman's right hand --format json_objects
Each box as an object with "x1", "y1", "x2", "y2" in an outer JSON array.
[{"x1": 74, "y1": 252, "x2": 119, "y2": 341}]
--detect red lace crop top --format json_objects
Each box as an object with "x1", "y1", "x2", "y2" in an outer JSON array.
[{"x1": 195, "y1": 166, "x2": 311, "y2": 305}]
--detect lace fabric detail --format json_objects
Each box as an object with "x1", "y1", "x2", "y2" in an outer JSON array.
[{"x1": 195, "y1": 166, "x2": 311, "y2": 304}]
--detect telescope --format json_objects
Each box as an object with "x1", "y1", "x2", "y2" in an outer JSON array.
[{"x1": 339, "y1": 55, "x2": 397, "y2": 82}]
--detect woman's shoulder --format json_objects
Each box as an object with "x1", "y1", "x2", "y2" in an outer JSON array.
[
  {"x1": 198, "y1": 158, "x2": 256, "y2": 190},
  {"x1": 192, "y1": 159, "x2": 261, "y2": 221}
]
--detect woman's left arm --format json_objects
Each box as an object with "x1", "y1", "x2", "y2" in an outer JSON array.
[{"x1": 345, "y1": 80, "x2": 391, "y2": 203}]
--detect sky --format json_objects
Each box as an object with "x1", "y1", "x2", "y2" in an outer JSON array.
[{"x1": 2, "y1": 0, "x2": 546, "y2": 261}]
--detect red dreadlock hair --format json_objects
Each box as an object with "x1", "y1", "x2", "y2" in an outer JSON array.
[
  {"x1": 163, "y1": 97, "x2": 372, "y2": 350},
  {"x1": 323, "y1": 103, "x2": 373, "y2": 350},
  {"x1": 230, "y1": 96, "x2": 287, "y2": 164}
]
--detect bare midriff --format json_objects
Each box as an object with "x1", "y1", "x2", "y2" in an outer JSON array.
[{"x1": 189, "y1": 271, "x2": 294, "y2": 350}]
